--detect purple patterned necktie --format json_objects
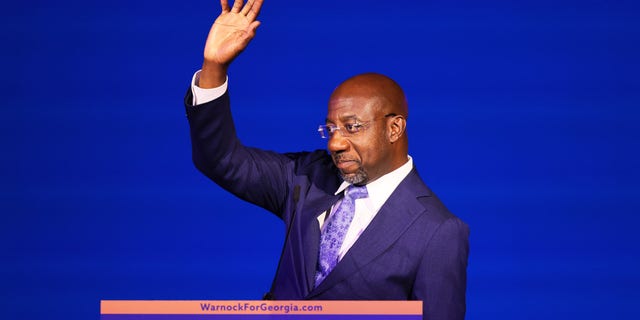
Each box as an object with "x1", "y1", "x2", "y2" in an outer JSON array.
[{"x1": 315, "y1": 184, "x2": 368, "y2": 287}]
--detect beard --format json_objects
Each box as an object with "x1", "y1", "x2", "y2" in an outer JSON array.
[
  {"x1": 332, "y1": 153, "x2": 368, "y2": 185},
  {"x1": 339, "y1": 166, "x2": 368, "y2": 185}
]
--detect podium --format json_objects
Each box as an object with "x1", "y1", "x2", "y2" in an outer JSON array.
[{"x1": 101, "y1": 300, "x2": 422, "y2": 319}]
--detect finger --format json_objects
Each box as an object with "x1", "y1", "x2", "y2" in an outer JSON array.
[
  {"x1": 240, "y1": 0, "x2": 254, "y2": 15},
  {"x1": 220, "y1": 0, "x2": 230, "y2": 12},
  {"x1": 230, "y1": 0, "x2": 243, "y2": 13},
  {"x1": 246, "y1": 0, "x2": 263, "y2": 21},
  {"x1": 239, "y1": 21, "x2": 261, "y2": 47},
  {"x1": 247, "y1": 20, "x2": 261, "y2": 37}
]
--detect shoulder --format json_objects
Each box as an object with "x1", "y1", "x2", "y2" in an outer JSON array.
[
  {"x1": 283, "y1": 149, "x2": 341, "y2": 191},
  {"x1": 403, "y1": 168, "x2": 467, "y2": 228},
  {"x1": 285, "y1": 149, "x2": 334, "y2": 173}
]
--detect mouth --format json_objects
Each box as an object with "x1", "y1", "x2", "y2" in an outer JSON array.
[
  {"x1": 335, "y1": 160, "x2": 358, "y2": 170},
  {"x1": 333, "y1": 155, "x2": 360, "y2": 171}
]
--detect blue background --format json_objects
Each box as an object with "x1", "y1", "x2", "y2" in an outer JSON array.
[{"x1": 2, "y1": 0, "x2": 639, "y2": 319}]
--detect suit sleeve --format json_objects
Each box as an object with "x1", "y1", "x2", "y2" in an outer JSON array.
[
  {"x1": 412, "y1": 217, "x2": 470, "y2": 320},
  {"x1": 184, "y1": 90, "x2": 294, "y2": 216}
]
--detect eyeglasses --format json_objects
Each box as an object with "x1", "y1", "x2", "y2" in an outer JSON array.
[{"x1": 318, "y1": 113, "x2": 397, "y2": 139}]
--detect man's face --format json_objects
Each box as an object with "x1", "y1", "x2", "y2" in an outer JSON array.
[{"x1": 325, "y1": 93, "x2": 392, "y2": 185}]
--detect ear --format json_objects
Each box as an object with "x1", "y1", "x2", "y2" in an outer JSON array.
[{"x1": 387, "y1": 116, "x2": 406, "y2": 143}]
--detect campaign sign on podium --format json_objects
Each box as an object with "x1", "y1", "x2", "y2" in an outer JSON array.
[{"x1": 100, "y1": 300, "x2": 422, "y2": 319}]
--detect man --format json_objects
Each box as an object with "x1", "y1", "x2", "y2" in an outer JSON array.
[{"x1": 185, "y1": 1, "x2": 469, "y2": 319}]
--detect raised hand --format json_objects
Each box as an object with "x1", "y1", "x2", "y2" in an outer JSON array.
[{"x1": 200, "y1": 0, "x2": 263, "y2": 88}]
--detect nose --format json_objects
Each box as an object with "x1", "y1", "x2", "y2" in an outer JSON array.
[{"x1": 327, "y1": 130, "x2": 349, "y2": 153}]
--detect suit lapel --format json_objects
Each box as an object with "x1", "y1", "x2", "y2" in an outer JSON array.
[{"x1": 308, "y1": 169, "x2": 431, "y2": 297}]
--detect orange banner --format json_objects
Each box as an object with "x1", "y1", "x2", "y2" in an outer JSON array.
[{"x1": 101, "y1": 300, "x2": 422, "y2": 315}]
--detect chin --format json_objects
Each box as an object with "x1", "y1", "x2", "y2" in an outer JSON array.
[{"x1": 340, "y1": 170, "x2": 368, "y2": 185}]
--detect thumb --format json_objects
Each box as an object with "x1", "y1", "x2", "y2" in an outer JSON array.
[{"x1": 246, "y1": 21, "x2": 261, "y2": 39}]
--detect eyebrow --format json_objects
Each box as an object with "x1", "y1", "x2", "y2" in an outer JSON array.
[{"x1": 325, "y1": 114, "x2": 360, "y2": 123}]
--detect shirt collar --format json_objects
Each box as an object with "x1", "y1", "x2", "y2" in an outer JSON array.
[{"x1": 335, "y1": 156, "x2": 414, "y2": 211}]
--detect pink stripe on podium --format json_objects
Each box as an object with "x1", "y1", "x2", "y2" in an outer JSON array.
[{"x1": 101, "y1": 300, "x2": 422, "y2": 315}]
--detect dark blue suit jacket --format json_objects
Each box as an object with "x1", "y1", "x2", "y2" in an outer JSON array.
[{"x1": 185, "y1": 91, "x2": 469, "y2": 320}]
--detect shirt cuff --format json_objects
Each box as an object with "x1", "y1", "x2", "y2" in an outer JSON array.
[{"x1": 190, "y1": 70, "x2": 228, "y2": 105}]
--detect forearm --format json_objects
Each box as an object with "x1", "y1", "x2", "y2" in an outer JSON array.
[{"x1": 185, "y1": 91, "x2": 238, "y2": 176}]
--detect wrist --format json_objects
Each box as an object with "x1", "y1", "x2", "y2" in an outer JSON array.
[{"x1": 199, "y1": 60, "x2": 228, "y2": 88}]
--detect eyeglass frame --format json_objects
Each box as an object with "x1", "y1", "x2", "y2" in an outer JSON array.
[{"x1": 317, "y1": 113, "x2": 398, "y2": 139}]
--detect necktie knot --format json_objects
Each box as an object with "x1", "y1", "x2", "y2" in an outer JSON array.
[{"x1": 345, "y1": 184, "x2": 368, "y2": 201}]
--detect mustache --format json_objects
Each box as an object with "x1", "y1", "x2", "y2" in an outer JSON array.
[{"x1": 332, "y1": 153, "x2": 360, "y2": 164}]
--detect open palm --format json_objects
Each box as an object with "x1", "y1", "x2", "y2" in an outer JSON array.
[{"x1": 204, "y1": 0, "x2": 263, "y2": 65}]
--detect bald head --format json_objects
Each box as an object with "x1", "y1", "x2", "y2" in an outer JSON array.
[
  {"x1": 325, "y1": 73, "x2": 410, "y2": 185},
  {"x1": 330, "y1": 73, "x2": 409, "y2": 119}
]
